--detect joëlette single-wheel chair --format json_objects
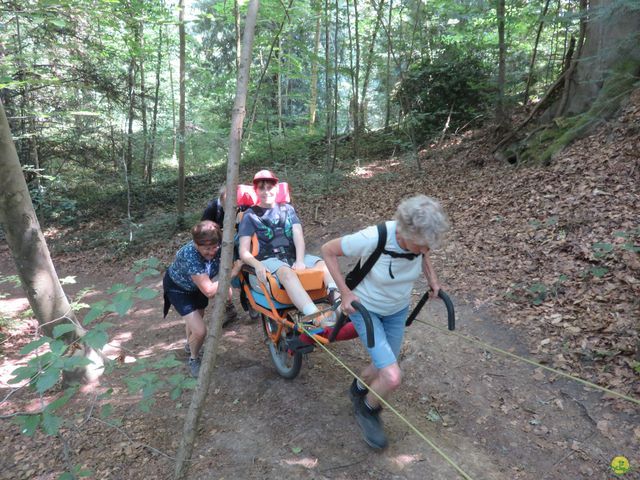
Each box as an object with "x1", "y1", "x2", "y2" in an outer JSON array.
[
  {"x1": 238, "y1": 261, "x2": 455, "y2": 380},
  {"x1": 233, "y1": 183, "x2": 455, "y2": 379}
]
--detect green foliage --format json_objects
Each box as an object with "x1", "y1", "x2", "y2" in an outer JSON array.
[
  {"x1": 592, "y1": 242, "x2": 614, "y2": 258},
  {"x1": 8, "y1": 257, "x2": 192, "y2": 456},
  {"x1": 505, "y1": 274, "x2": 568, "y2": 306},
  {"x1": 0, "y1": 274, "x2": 22, "y2": 289},
  {"x1": 58, "y1": 465, "x2": 92, "y2": 480},
  {"x1": 394, "y1": 46, "x2": 492, "y2": 144}
]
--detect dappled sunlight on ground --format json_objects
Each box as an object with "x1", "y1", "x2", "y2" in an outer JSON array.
[
  {"x1": 137, "y1": 343, "x2": 177, "y2": 358},
  {"x1": 146, "y1": 317, "x2": 182, "y2": 331},
  {"x1": 221, "y1": 329, "x2": 252, "y2": 346},
  {"x1": 0, "y1": 297, "x2": 30, "y2": 318},
  {"x1": 105, "y1": 330, "x2": 133, "y2": 355},
  {"x1": 350, "y1": 159, "x2": 401, "y2": 179},
  {"x1": 282, "y1": 456, "x2": 319, "y2": 469},
  {"x1": 132, "y1": 307, "x2": 159, "y2": 317},
  {"x1": 0, "y1": 319, "x2": 42, "y2": 389},
  {"x1": 390, "y1": 453, "x2": 425, "y2": 469}
]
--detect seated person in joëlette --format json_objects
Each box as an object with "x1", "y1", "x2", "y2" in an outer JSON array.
[
  {"x1": 201, "y1": 184, "x2": 226, "y2": 227},
  {"x1": 163, "y1": 220, "x2": 242, "y2": 377},
  {"x1": 237, "y1": 170, "x2": 339, "y2": 327}
]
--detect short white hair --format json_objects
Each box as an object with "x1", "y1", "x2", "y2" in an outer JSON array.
[{"x1": 394, "y1": 195, "x2": 450, "y2": 248}]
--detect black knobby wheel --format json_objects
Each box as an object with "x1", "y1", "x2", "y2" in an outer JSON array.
[{"x1": 261, "y1": 314, "x2": 302, "y2": 379}]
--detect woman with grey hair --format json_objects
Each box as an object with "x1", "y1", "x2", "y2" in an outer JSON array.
[{"x1": 321, "y1": 195, "x2": 449, "y2": 450}]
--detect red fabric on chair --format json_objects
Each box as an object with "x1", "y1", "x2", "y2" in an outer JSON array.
[
  {"x1": 299, "y1": 322, "x2": 359, "y2": 345},
  {"x1": 236, "y1": 182, "x2": 291, "y2": 207}
]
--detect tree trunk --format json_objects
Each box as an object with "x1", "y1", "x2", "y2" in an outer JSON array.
[
  {"x1": 384, "y1": 0, "x2": 392, "y2": 130},
  {"x1": 308, "y1": 2, "x2": 321, "y2": 132},
  {"x1": 177, "y1": 0, "x2": 186, "y2": 219},
  {"x1": 126, "y1": 56, "x2": 136, "y2": 174},
  {"x1": 139, "y1": 22, "x2": 149, "y2": 182},
  {"x1": 173, "y1": 1, "x2": 260, "y2": 478},
  {"x1": 359, "y1": 0, "x2": 386, "y2": 132},
  {"x1": 0, "y1": 100, "x2": 102, "y2": 384},
  {"x1": 147, "y1": 25, "x2": 163, "y2": 185},
  {"x1": 345, "y1": 0, "x2": 360, "y2": 149},
  {"x1": 555, "y1": 0, "x2": 587, "y2": 118},
  {"x1": 496, "y1": 0, "x2": 507, "y2": 128},
  {"x1": 331, "y1": 0, "x2": 339, "y2": 171},
  {"x1": 244, "y1": 0, "x2": 293, "y2": 143},
  {"x1": 14, "y1": 11, "x2": 28, "y2": 168},
  {"x1": 523, "y1": 0, "x2": 552, "y2": 105},
  {"x1": 500, "y1": 0, "x2": 640, "y2": 165},
  {"x1": 324, "y1": 0, "x2": 333, "y2": 169},
  {"x1": 234, "y1": 0, "x2": 241, "y2": 75},
  {"x1": 0, "y1": 100, "x2": 74, "y2": 339},
  {"x1": 168, "y1": 35, "x2": 177, "y2": 161},
  {"x1": 558, "y1": 0, "x2": 639, "y2": 116},
  {"x1": 276, "y1": 37, "x2": 283, "y2": 134}
]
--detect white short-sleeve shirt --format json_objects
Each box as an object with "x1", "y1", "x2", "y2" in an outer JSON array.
[{"x1": 341, "y1": 221, "x2": 423, "y2": 316}]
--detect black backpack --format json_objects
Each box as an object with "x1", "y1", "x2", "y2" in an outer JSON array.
[
  {"x1": 343, "y1": 222, "x2": 428, "y2": 326},
  {"x1": 345, "y1": 222, "x2": 421, "y2": 288},
  {"x1": 345, "y1": 223, "x2": 387, "y2": 289}
]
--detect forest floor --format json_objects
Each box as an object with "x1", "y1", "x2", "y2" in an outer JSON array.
[{"x1": 1, "y1": 92, "x2": 639, "y2": 480}]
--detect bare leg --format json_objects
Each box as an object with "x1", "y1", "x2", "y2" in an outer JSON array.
[
  {"x1": 276, "y1": 266, "x2": 315, "y2": 311},
  {"x1": 184, "y1": 309, "x2": 206, "y2": 358},
  {"x1": 362, "y1": 362, "x2": 402, "y2": 409},
  {"x1": 315, "y1": 260, "x2": 336, "y2": 289}
]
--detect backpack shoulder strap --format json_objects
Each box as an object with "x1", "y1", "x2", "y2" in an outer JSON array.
[{"x1": 345, "y1": 222, "x2": 387, "y2": 290}]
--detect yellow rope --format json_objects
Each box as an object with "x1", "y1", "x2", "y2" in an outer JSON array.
[
  {"x1": 416, "y1": 319, "x2": 640, "y2": 407},
  {"x1": 298, "y1": 324, "x2": 475, "y2": 480}
]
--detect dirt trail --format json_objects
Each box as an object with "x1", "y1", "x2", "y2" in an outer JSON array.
[{"x1": 1, "y1": 217, "x2": 638, "y2": 480}]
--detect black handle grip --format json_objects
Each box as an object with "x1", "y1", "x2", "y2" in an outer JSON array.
[
  {"x1": 438, "y1": 291, "x2": 455, "y2": 331},
  {"x1": 351, "y1": 301, "x2": 375, "y2": 348},
  {"x1": 405, "y1": 290, "x2": 455, "y2": 331}
]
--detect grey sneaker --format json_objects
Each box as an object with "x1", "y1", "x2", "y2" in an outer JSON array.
[
  {"x1": 353, "y1": 397, "x2": 387, "y2": 450},
  {"x1": 188, "y1": 357, "x2": 201, "y2": 378},
  {"x1": 184, "y1": 342, "x2": 204, "y2": 359}
]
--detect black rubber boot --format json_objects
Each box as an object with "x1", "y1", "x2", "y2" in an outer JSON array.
[{"x1": 353, "y1": 396, "x2": 388, "y2": 450}]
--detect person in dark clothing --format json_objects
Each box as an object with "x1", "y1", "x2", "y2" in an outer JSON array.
[{"x1": 201, "y1": 185, "x2": 226, "y2": 227}]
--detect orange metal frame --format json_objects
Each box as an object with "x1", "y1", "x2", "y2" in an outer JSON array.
[{"x1": 239, "y1": 269, "x2": 330, "y2": 347}]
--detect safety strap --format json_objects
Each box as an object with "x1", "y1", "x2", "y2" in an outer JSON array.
[
  {"x1": 345, "y1": 223, "x2": 387, "y2": 289},
  {"x1": 254, "y1": 204, "x2": 294, "y2": 261}
]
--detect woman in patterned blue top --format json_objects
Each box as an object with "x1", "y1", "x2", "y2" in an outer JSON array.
[{"x1": 163, "y1": 221, "x2": 242, "y2": 377}]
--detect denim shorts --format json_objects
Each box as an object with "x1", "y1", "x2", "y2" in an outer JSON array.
[
  {"x1": 163, "y1": 273, "x2": 209, "y2": 317},
  {"x1": 262, "y1": 254, "x2": 322, "y2": 277},
  {"x1": 349, "y1": 305, "x2": 409, "y2": 369}
]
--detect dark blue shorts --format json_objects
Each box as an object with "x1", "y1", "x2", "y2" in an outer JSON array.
[{"x1": 163, "y1": 273, "x2": 209, "y2": 317}]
